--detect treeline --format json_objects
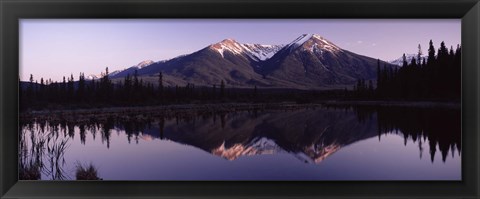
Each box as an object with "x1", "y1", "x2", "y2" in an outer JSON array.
[
  {"x1": 353, "y1": 40, "x2": 461, "y2": 101},
  {"x1": 20, "y1": 69, "x2": 347, "y2": 111},
  {"x1": 21, "y1": 69, "x2": 234, "y2": 110}
]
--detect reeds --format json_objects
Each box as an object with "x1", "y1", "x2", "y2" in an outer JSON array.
[{"x1": 75, "y1": 162, "x2": 102, "y2": 180}]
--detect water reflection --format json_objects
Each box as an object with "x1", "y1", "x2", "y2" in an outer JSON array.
[{"x1": 19, "y1": 105, "x2": 460, "y2": 180}]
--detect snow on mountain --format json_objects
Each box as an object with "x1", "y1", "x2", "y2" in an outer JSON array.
[
  {"x1": 285, "y1": 33, "x2": 341, "y2": 53},
  {"x1": 209, "y1": 38, "x2": 284, "y2": 61},
  {"x1": 109, "y1": 70, "x2": 121, "y2": 76},
  {"x1": 86, "y1": 74, "x2": 101, "y2": 80},
  {"x1": 242, "y1": 43, "x2": 285, "y2": 61},
  {"x1": 207, "y1": 34, "x2": 341, "y2": 62},
  {"x1": 88, "y1": 60, "x2": 156, "y2": 80},
  {"x1": 310, "y1": 34, "x2": 342, "y2": 52},
  {"x1": 211, "y1": 137, "x2": 284, "y2": 161},
  {"x1": 87, "y1": 71, "x2": 119, "y2": 80},
  {"x1": 287, "y1": 33, "x2": 313, "y2": 50},
  {"x1": 134, "y1": 60, "x2": 155, "y2": 69},
  {"x1": 209, "y1": 39, "x2": 245, "y2": 57},
  {"x1": 389, "y1": 53, "x2": 428, "y2": 66},
  {"x1": 303, "y1": 143, "x2": 342, "y2": 163}
]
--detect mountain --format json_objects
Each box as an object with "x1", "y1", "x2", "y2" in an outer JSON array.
[
  {"x1": 261, "y1": 34, "x2": 391, "y2": 88},
  {"x1": 108, "y1": 34, "x2": 395, "y2": 89},
  {"x1": 111, "y1": 39, "x2": 285, "y2": 87},
  {"x1": 389, "y1": 53, "x2": 428, "y2": 66}
]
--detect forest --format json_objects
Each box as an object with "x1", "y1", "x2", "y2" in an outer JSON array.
[{"x1": 352, "y1": 40, "x2": 461, "y2": 101}]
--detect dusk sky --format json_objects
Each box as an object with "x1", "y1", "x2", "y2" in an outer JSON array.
[{"x1": 20, "y1": 19, "x2": 460, "y2": 82}]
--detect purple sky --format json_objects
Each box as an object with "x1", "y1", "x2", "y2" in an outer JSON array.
[{"x1": 20, "y1": 19, "x2": 460, "y2": 82}]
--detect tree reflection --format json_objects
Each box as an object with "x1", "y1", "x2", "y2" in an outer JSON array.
[
  {"x1": 19, "y1": 121, "x2": 70, "y2": 180},
  {"x1": 326, "y1": 105, "x2": 460, "y2": 163}
]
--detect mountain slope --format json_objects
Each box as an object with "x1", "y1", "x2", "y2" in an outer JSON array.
[{"x1": 262, "y1": 34, "x2": 393, "y2": 88}]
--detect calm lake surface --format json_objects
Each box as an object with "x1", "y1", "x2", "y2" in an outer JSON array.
[{"x1": 19, "y1": 105, "x2": 461, "y2": 180}]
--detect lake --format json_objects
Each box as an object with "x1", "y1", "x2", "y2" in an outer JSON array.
[{"x1": 19, "y1": 105, "x2": 461, "y2": 180}]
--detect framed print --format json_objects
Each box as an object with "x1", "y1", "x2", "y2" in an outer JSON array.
[{"x1": 1, "y1": 0, "x2": 479, "y2": 198}]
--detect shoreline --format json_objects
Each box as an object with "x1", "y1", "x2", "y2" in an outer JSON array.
[
  {"x1": 20, "y1": 102, "x2": 320, "y2": 123},
  {"x1": 21, "y1": 101, "x2": 460, "y2": 123},
  {"x1": 321, "y1": 100, "x2": 460, "y2": 109}
]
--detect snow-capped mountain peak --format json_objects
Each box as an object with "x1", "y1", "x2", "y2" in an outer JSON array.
[
  {"x1": 135, "y1": 60, "x2": 155, "y2": 69},
  {"x1": 287, "y1": 34, "x2": 314, "y2": 50},
  {"x1": 241, "y1": 43, "x2": 285, "y2": 61},
  {"x1": 210, "y1": 38, "x2": 245, "y2": 57},
  {"x1": 209, "y1": 38, "x2": 284, "y2": 61},
  {"x1": 286, "y1": 34, "x2": 341, "y2": 53},
  {"x1": 86, "y1": 74, "x2": 101, "y2": 80}
]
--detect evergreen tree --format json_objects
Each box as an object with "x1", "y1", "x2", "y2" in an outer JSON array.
[
  {"x1": 62, "y1": 76, "x2": 67, "y2": 101},
  {"x1": 417, "y1": 44, "x2": 423, "y2": 65},
  {"x1": 376, "y1": 59, "x2": 382, "y2": 97},
  {"x1": 39, "y1": 78, "x2": 45, "y2": 101},
  {"x1": 401, "y1": 53, "x2": 407, "y2": 67},
  {"x1": 78, "y1": 73, "x2": 85, "y2": 102},
  {"x1": 27, "y1": 74, "x2": 34, "y2": 102},
  {"x1": 124, "y1": 74, "x2": 132, "y2": 103},
  {"x1": 438, "y1": 41, "x2": 449, "y2": 59},
  {"x1": 220, "y1": 80, "x2": 225, "y2": 99},
  {"x1": 212, "y1": 84, "x2": 217, "y2": 100},
  {"x1": 68, "y1": 74, "x2": 74, "y2": 102},
  {"x1": 158, "y1": 72, "x2": 164, "y2": 96},
  {"x1": 427, "y1": 39, "x2": 436, "y2": 65}
]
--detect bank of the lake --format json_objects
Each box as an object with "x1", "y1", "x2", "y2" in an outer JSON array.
[
  {"x1": 321, "y1": 100, "x2": 460, "y2": 109},
  {"x1": 20, "y1": 102, "x2": 321, "y2": 124},
  {"x1": 20, "y1": 101, "x2": 461, "y2": 124}
]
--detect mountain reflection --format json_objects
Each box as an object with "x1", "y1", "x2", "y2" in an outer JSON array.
[{"x1": 20, "y1": 105, "x2": 460, "y2": 175}]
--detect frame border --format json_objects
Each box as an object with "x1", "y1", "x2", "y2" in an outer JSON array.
[{"x1": 1, "y1": 0, "x2": 479, "y2": 198}]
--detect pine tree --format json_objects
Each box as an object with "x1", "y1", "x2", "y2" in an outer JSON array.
[
  {"x1": 427, "y1": 39, "x2": 436, "y2": 65},
  {"x1": 62, "y1": 76, "x2": 67, "y2": 101},
  {"x1": 417, "y1": 44, "x2": 423, "y2": 65},
  {"x1": 220, "y1": 80, "x2": 225, "y2": 99},
  {"x1": 78, "y1": 73, "x2": 85, "y2": 102},
  {"x1": 67, "y1": 74, "x2": 74, "y2": 102},
  {"x1": 158, "y1": 72, "x2": 163, "y2": 94},
  {"x1": 212, "y1": 84, "x2": 216, "y2": 100},
  {"x1": 124, "y1": 74, "x2": 131, "y2": 103},
  {"x1": 376, "y1": 59, "x2": 382, "y2": 96},
  {"x1": 27, "y1": 74, "x2": 34, "y2": 102},
  {"x1": 368, "y1": 80, "x2": 374, "y2": 98},
  {"x1": 39, "y1": 78, "x2": 45, "y2": 101}
]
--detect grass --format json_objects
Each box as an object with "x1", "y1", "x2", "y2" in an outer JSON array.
[
  {"x1": 75, "y1": 162, "x2": 102, "y2": 180},
  {"x1": 19, "y1": 163, "x2": 41, "y2": 180}
]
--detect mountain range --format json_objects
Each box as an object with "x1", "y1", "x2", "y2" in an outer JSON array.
[{"x1": 89, "y1": 34, "x2": 397, "y2": 90}]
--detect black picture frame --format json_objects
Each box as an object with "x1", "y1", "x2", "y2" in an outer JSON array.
[{"x1": 1, "y1": 0, "x2": 479, "y2": 198}]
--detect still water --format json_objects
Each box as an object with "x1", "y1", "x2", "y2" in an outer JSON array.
[{"x1": 19, "y1": 105, "x2": 461, "y2": 180}]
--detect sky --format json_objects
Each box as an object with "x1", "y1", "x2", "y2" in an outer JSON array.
[{"x1": 20, "y1": 19, "x2": 461, "y2": 82}]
